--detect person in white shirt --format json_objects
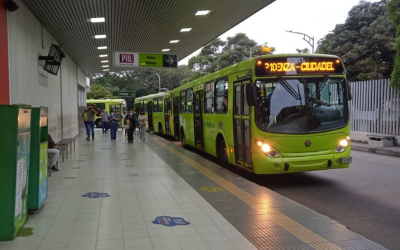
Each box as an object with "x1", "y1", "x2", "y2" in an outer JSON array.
[{"x1": 138, "y1": 112, "x2": 148, "y2": 141}]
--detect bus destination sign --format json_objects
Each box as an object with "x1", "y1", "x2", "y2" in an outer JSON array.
[{"x1": 254, "y1": 57, "x2": 345, "y2": 76}]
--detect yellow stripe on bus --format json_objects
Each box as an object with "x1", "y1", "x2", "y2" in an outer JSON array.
[{"x1": 150, "y1": 135, "x2": 342, "y2": 250}]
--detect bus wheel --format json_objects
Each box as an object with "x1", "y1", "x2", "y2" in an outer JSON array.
[
  {"x1": 217, "y1": 140, "x2": 229, "y2": 168},
  {"x1": 158, "y1": 122, "x2": 163, "y2": 134},
  {"x1": 181, "y1": 129, "x2": 187, "y2": 148},
  {"x1": 95, "y1": 119, "x2": 102, "y2": 128}
]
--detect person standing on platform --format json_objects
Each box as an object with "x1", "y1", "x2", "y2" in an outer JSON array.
[
  {"x1": 108, "y1": 111, "x2": 119, "y2": 142},
  {"x1": 81, "y1": 110, "x2": 88, "y2": 136},
  {"x1": 138, "y1": 111, "x2": 147, "y2": 141},
  {"x1": 101, "y1": 110, "x2": 109, "y2": 134},
  {"x1": 132, "y1": 110, "x2": 139, "y2": 135},
  {"x1": 127, "y1": 111, "x2": 138, "y2": 143},
  {"x1": 48, "y1": 134, "x2": 60, "y2": 171},
  {"x1": 85, "y1": 105, "x2": 98, "y2": 141}
]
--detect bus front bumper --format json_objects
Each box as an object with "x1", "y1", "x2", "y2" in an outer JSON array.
[{"x1": 252, "y1": 150, "x2": 351, "y2": 174}]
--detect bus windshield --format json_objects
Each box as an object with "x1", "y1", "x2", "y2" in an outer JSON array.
[{"x1": 255, "y1": 77, "x2": 349, "y2": 134}]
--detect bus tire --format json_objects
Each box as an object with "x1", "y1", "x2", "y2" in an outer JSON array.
[
  {"x1": 95, "y1": 119, "x2": 102, "y2": 128},
  {"x1": 158, "y1": 122, "x2": 163, "y2": 134},
  {"x1": 217, "y1": 140, "x2": 229, "y2": 168},
  {"x1": 181, "y1": 128, "x2": 187, "y2": 148}
]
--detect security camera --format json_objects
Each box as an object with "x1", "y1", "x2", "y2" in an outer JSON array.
[{"x1": 4, "y1": 0, "x2": 19, "y2": 12}]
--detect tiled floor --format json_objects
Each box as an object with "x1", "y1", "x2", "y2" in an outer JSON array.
[{"x1": 0, "y1": 130, "x2": 257, "y2": 250}]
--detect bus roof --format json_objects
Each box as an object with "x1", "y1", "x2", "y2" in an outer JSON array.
[
  {"x1": 87, "y1": 99, "x2": 126, "y2": 103},
  {"x1": 135, "y1": 92, "x2": 170, "y2": 101}
]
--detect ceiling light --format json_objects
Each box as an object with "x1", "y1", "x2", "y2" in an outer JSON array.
[
  {"x1": 99, "y1": 55, "x2": 108, "y2": 57},
  {"x1": 98, "y1": 46, "x2": 107, "y2": 50},
  {"x1": 94, "y1": 34, "x2": 106, "y2": 39},
  {"x1": 170, "y1": 40, "x2": 179, "y2": 43},
  {"x1": 180, "y1": 28, "x2": 192, "y2": 32},
  {"x1": 89, "y1": 17, "x2": 105, "y2": 23},
  {"x1": 162, "y1": 49, "x2": 170, "y2": 52},
  {"x1": 101, "y1": 60, "x2": 108, "y2": 63},
  {"x1": 103, "y1": 69, "x2": 109, "y2": 71},
  {"x1": 102, "y1": 65, "x2": 109, "y2": 67},
  {"x1": 195, "y1": 10, "x2": 210, "y2": 16}
]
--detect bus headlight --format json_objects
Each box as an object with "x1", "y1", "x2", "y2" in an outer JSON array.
[
  {"x1": 335, "y1": 138, "x2": 349, "y2": 153},
  {"x1": 255, "y1": 141, "x2": 281, "y2": 158}
]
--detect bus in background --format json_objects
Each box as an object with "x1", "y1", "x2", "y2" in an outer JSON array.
[
  {"x1": 86, "y1": 99, "x2": 127, "y2": 128},
  {"x1": 135, "y1": 92, "x2": 172, "y2": 135},
  {"x1": 135, "y1": 54, "x2": 352, "y2": 174}
]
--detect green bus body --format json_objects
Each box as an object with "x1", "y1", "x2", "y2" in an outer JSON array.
[
  {"x1": 86, "y1": 99, "x2": 127, "y2": 127},
  {"x1": 135, "y1": 54, "x2": 352, "y2": 174}
]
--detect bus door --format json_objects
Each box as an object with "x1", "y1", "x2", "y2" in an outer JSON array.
[
  {"x1": 194, "y1": 90, "x2": 204, "y2": 150},
  {"x1": 147, "y1": 101, "x2": 154, "y2": 131},
  {"x1": 233, "y1": 80, "x2": 252, "y2": 170},
  {"x1": 164, "y1": 99, "x2": 171, "y2": 135},
  {"x1": 173, "y1": 96, "x2": 180, "y2": 139}
]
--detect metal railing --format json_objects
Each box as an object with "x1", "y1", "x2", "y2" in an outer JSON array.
[{"x1": 349, "y1": 79, "x2": 400, "y2": 136}]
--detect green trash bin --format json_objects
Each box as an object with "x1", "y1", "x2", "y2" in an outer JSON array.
[
  {"x1": 28, "y1": 107, "x2": 48, "y2": 213},
  {"x1": 0, "y1": 104, "x2": 32, "y2": 241}
]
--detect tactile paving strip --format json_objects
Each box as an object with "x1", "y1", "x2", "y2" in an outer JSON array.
[{"x1": 147, "y1": 135, "x2": 388, "y2": 250}]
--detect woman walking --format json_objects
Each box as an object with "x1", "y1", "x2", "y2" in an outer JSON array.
[
  {"x1": 108, "y1": 111, "x2": 119, "y2": 142},
  {"x1": 127, "y1": 111, "x2": 138, "y2": 143},
  {"x1": 138, "y1": 111, "x2": 147, "y2": 141}
]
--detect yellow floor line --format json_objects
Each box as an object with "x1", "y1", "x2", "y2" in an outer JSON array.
[{"x1": 150, "y1": 135, "x2": 342, "y2": 250}]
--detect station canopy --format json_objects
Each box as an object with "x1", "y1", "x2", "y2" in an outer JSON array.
[{"x1": 22, "y1": 0, "x2": 274, "y2": 74}]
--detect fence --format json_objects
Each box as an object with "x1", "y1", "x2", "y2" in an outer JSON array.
[{"x1": 349, "y1": 79, "x2": 400, "y2": 137}]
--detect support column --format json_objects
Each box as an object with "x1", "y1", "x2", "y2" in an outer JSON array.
[{"x1": 0, "y1": 5, "x2": 10, "y2": 104}]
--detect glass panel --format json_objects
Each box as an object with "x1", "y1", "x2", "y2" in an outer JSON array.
[
  {"x1": 215, "y1": 79, "x2": 228, "y2": 96},
  {"x1": 109, "y1": 105, "x2": 116, "y2": 114},
  {"x1": 255, "y1": 77, "x2": 349, "y2": 133},
  {"x1": 216, "y1": 96, "x2": 227, "y2": 113},
  {"x1": 235, "y1": 85, "x2": 241, "y2": 115},
  {"x1": 243, "y1": 119, "x2": 251, "y2": 165},
  {"x1": 243, "y1": 84, "x2": 250, "y2": 116},
  {"x1": 235, "y1": 119, "x2": 243, "y2": 162},
  {"x1": 144, "y1": 101, "x2": 148, "y2": 112},
  {"x1": 158, "y1": 98, "x2": 163, "y2": 113},
  {"x1": 180, "y1": 92, "x2": 186, "y2": 113},
  {"x1": 195, "y1": 93, "x2": 201, "y2": 114},
  {"x1": 186, "y1": 90, "x2": 193, "y2": 113},
  {"x1": 205, "y1": 98, "x2": 214, "y2": 113},
  {"x1": 205, "y1": 82, "x2": 214, "y2": 98}
]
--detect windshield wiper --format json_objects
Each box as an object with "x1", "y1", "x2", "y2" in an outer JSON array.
[
  {"x1": 277, "y1": 76, "x2": 301, "y2": 100},
  {"x1": 310, "y1": 75, "x2": 329, "y2": 100}
]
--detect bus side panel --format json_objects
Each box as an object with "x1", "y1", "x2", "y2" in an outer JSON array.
[{"x1": 181, "y1": 113, "x2": 194, "y2": 147}]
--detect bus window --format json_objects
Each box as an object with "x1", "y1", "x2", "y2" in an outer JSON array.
[
  {"x1": 153, "y1": 98, "x2": 158, "y2": 112},
  {"x1": 91, "y1": 103, "x2": 105, "y2": 112},
  {"x1": 180, "y1": 91, "x2": 186, "y2": 113},
  {"x1": 204, "y1": 82, "x2": 214, "y2": 113},
  {"x1": 144, "y1": 100, "x2": 148, "y2": 112},
  {"x1": 215, "y1": 79, "x2": 228, "y2": 113},
  {"x1": 158, "y1": 98, "x2": 163, "y2": 113},
  {"x1": 186, "y1": 89, "x2": 193, "y2": 113},
  {"x1": 109, "y1": 105, "x2": 116, "y2": 114}
]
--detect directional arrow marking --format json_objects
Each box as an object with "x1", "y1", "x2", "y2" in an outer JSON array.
[{"x1": 165, "y1": 57, "x2": 174, "y2": 65}]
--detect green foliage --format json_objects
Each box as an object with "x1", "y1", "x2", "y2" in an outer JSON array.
[
  {"x1": 86, "y1": 84, "x2": 113, "y2": 99},
  {"x1": 387, "y1": 0, "x2": 400, "y2": 89},
  {"x1": 188, "y1": 33, "x2": 275, "y2": 74},
  {"x1": 296, "y1": 48, "x2": 310, "y2": 54},
  {"x1": 316, "y1": 0, "x2": 397, "y2": 82}
]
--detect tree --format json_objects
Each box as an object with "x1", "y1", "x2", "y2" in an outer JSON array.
[
  {"x1": 188, "y1": 33, "x2": 275, "y2": 74},
  {"x1": 86, "y1": 84, "x2": 113, "y2": 99},
  {"x1": 296, "y1": 48, "x2": 310, "y2": 53},
  {"x1": 387, "y1": 0, "x2": 400, "y2": 90},
  {"x1": 316, "y1": 0, "x2": 397, "y2": 81}
]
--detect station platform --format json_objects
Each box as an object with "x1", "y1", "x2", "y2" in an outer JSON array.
[{"x1": 0, "y1": 130, "x2": 387, "y2": 250}]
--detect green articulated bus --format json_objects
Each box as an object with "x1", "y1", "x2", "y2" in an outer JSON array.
[
  {"x1": 86, "y1": 99, "x2": 127, "y2": 128},
  {"x1": 135, "y1": 54, "x2": 352, "y2": 174}
]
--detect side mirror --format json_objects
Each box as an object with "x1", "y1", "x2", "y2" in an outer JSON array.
[{"x1": 245, "y1": 84, "x2": 256, "y2": 106}]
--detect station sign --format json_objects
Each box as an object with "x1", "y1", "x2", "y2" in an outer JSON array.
[
  {"x1": 114, "y1": 51, "x2": 178, "y2": 69},
  {"x1": 112, "y1": 91, "x2": 136, "y2": 97}
]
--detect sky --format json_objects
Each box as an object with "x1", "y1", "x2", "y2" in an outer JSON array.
[{"x1": 178, "y1": 0, "x2": 381, "y2": 65}]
